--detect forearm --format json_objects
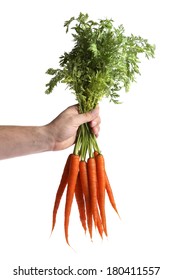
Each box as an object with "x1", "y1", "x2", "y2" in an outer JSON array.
[{"x1": 0, "y1": 125, "x2": 54, "y2": 160}]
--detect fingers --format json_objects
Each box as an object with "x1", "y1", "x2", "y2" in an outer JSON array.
[
  {"x1": 80, "y1": 106, "x2": 101, "y2": 137},
  {"x1": 76, "y1": 106, "x2": 100, "y2": 125},
  {"x1": 89, "y1": 115, "x2": 101, "y2": 137},
  {"x1": 64, "y1": 104, "x2": 101, "y2": 137}
]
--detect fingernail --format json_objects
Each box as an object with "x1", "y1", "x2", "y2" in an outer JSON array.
[{"x1": 92, "y1": 121, "x2": 97, "y2": 126}]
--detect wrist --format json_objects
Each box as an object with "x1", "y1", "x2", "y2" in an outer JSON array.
[{"x1": 41, "y1": 125, "x2": 56, "y2": 152}]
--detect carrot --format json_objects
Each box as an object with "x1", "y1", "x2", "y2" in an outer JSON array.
[
  {"x1": 87, "y1": 157, "x2": 98, "y2": 227},
  {"x1": 51, "y1": 154, "x2": 71, "y2": 233},
  {"x1": 105, "y1": 171, "x2": 120, "y2": 218},
  {"x1": 75, "y1": 173, "x2": 87, "y2": 233},
  {"x1": 96, "y1": 205, "x2": 104, "y2": 238},
  {"x1": 94, "y1": 150, "x2": 99, "y2": 157},
  {"x1": 64, "y1": 154, "x2": 80, "y2": 245},
  {"x1": 95, "y1": 153, "x2": 107, "y2": 236},
  {"x1": 79, "y1": 160, "x2": 93, "y2": 239}
]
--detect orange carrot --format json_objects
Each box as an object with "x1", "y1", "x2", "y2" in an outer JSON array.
[
  {"x1": 94, "y1": 150, "x2": 99, "y2": 157},
  {"x1": 75, "y1": 173, "x2": 87, "y2": 233},
  {"x1": 52, "y1": 154, "x2": 71, "y2": 233},
  {"x1": 87, "y1": 157, "x2": 97, "y2": 227},
  {"x1": 105, "y1": 171, "x2": 120, "y2": 218},
  {"x1": 95, "y1": 153, "x2": 107, "y2": 236},
  {"x1": 79, "y1": 160, "x2": 93, "y2": 239},
  {"x1": 64, "y1": 154, "x2": 80, "y2": 245},
  {"x1": 96, "y1": 205, "x2": 104, "y2": 238}
]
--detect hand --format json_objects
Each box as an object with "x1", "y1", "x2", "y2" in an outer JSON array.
[
  {"x1": 46, "y1": 104, "x2": 101, "y2": 151},
  {"x1": 0, "y1": 104, "x2": 100, "y2": 159}
]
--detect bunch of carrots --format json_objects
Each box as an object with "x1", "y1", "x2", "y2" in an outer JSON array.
[
  {"x1": 51, "y1": 150, "x2": 119, "y2": 245},
  {"x1": 45, "y1": 13, "x2": 155, "y2": 245}
]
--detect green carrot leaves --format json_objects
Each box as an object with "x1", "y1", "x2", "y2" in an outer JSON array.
[{"x1": 45, "y1": 13, "x2": 155, "y2": 112}]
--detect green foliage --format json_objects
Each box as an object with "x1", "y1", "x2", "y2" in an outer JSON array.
[{"x1": 45, "y1": 12, "x2": 155, "y2": 113}]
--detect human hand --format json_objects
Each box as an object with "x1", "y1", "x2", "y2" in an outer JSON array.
[{"x1": 46, "y1": 104, "x2": 101, "y2": 151}]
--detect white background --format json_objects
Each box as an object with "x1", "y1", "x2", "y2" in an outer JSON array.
[{"x1": 0, "y1": 0, "x2": 172, "y2": 279}]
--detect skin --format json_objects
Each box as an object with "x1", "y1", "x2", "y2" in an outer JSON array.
[{"x1": 0, "y1": 104, "x2": 100, "y2": 160}]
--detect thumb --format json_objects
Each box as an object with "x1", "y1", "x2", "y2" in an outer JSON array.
[{"x1": 76, "y1": 107, "x2": 99, "y2": 125}]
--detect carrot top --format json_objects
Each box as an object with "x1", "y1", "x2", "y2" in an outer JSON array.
[{"x1": 45, "y1": 12, "x2": 155, "y2": 112}]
